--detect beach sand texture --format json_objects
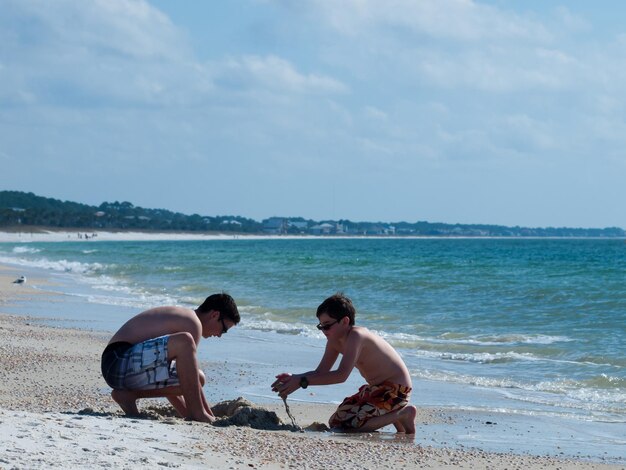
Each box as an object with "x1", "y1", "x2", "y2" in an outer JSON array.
[{"x1": 0, "y1": 265, "x2": 623, "y2": 470}]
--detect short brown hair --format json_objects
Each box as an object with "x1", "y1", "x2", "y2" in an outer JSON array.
[
  {"x1": 316, "y1": 293, "x2": 355, "y2": 326},
  {"x1": 197, "y1": 293, "x2": 240, "y2": 324}
]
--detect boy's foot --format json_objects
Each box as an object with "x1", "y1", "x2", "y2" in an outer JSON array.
[
  {"x1": 397, "y1": 405, "x2": 417, "y2": 434},
  {"x1": 111, "y1": 390, "x2": 140, "y2": 416}
]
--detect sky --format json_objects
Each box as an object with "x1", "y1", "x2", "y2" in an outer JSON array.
[{"x1": 1, "y1": 0, "x2": 625, "y2": 228}]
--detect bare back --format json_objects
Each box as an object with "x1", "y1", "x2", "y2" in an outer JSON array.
[
  {"x1": 335, "y1": 326, "x2": 412, "y2": 388},
  {"x1": 108, "y1": 306, "x2": 202, "y2": 345}
]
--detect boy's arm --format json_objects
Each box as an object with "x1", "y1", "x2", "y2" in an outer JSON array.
[
  {"x1": 315, "y1": 342, "x2": 341, "y2": 373},
  {"x1": 273, "y1": 332, "x2": 363, "y2": 398},
  {"x1": 274, "y1": 342, "x2": 339, "y2": 384},
  {"x1": 158, "y1": 310, "x2": 203, "y2": 344}
]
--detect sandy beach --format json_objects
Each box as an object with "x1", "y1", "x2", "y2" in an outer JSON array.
[
  {"x1": 0, "y1": 261, "x2": 623, "y2": 470},
  {"x1": 0, "y1": 229, "x2": 258, "y2": 243}
]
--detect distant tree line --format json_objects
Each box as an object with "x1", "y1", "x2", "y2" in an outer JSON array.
[
  {"x1": 0, "y1": 191, "x2": 261, "y2": 232},
  {"x1": 0, "y1": 190, "x2": 624, "y2": 238}
]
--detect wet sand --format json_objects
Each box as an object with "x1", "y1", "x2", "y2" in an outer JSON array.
[{"x1": 0, "y1": 264, "x2": 624, "y2": 469}]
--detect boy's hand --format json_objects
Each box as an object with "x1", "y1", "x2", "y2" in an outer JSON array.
[
  {"x1": 273, "y1": 373, "x2": 291, "y2": 385},
  {"x1": 272, "y1": 373, "x2": 299, "y2": 399},
  {"x1": 271, "y1": 373, "x2": 291, "y2": 391}
]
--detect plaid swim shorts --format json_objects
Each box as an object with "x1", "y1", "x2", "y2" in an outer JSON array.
[
  {"x1": 101, "y1": 335, "x2": 179, "y2": 391},
  {"x1": 328, "y1": 381, "x2": 412, "y2": 430}
]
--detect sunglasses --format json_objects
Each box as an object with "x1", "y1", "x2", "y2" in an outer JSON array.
[
  {"x1": 316, "y1": 320, "x2": 338, "y2": 331},
  {"x1": 220, "y1": 316, "x2": 229, "y2": 334}
]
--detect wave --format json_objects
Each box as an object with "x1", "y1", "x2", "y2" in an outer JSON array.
[
  {"x1": 12, "y1": 246, "x2": 41, "y2": 254},
  {"x1": 408, "y1": 349, "x2": 539, "y2": 364},
  {"x1": 438, "y1": 332, "x2": 573, "y2": 346},
  {"x1": 0, "y1": 251, "x2": 180, "y2": 310},
  {"x1": 215, "y1": 316, "x2": 595, "y2": 369},
  {"x1": 404, "y1": 348, "x2": 624, "y2": 369},
  {"x1": 65, "y1": 290, "x2": 178, "y2": 310},
  {"x1": 0, "y1": 254, "x2": 103, "y2": 275},
  {"x1": 238, "y1": 316, "x2": 324, "y2": 339},
  {"x1": 412, "y1": 369, "x2": 626, "y2": 415}
]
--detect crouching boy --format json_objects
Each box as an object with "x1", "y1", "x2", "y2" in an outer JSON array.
[
  {"x1": 101, "y1": 293, "x2": 240, "y2": 422},
  {"x1": 272, "y1": 293, "x2": 416, "y2": 433}
]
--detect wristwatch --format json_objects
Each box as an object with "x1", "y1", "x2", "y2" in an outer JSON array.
[{"x1": 299, "y1": 376, "x2": 309, "y2": 389}]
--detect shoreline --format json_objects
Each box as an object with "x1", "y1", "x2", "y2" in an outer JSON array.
[
  {"x1": 1, "y1": 265, "x2": 625, "y2": 468},
  {"x1": 1, "y1": 228, "x2": 625, "y2": 243}
]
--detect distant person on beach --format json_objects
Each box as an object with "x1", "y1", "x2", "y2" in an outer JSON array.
[
  {"x1": 272, "y1": 293, "x2": 417, "y2": 433},
  {"x1": 101, "y1": 293, "x2": 240, "y2": 423}
]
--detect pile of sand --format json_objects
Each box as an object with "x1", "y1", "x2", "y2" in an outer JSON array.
[
  {"x1": 78, "y1": 397, "x2": 305, "y2": 432},
  {"x1": 212, "y1": 397, "x2": 300, "y2": 431}
]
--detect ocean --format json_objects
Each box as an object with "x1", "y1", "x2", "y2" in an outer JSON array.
[{"x1": 1, "y1": 237, "x2": 625, "y2": 458}]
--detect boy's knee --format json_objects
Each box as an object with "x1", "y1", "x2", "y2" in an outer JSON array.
[{"x1": 168, "y1": 332, "x2": 197, "y2": 354}]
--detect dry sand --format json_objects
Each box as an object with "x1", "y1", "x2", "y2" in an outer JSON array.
[
  {"x1": 0, "y1": 229, "x2": 320, "y2": 243},
  {"x1": 0, "y1": 265, "x2": 623, "y2": 469}
]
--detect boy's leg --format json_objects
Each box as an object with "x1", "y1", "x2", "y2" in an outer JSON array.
[
  {"x1": 356, "y1": 405, "x2": 417, "y2": 434},
  {"x1": 167, "y1": 395, "x2": 188, "y2": 417},
  {"x1": 166, "y1": 332, "x2": 213, "y2": 422},
  {"x1": 109, "y1": 333, "x2": 212, "y2": 422},
  {"x1": 197, "y1": 370, "x2": 215, "y2": 417},
  {"x1": 166, "y1": 370, "x2": 212, "y2": 418},
  {"x1": 329, "y1": 383, "x2": 415, "y2": 434},
  {"x1": 112, "y1": 384, "x2": 184, "y2": 416},
  {"x1": 111, "y1": 389, "x2": 140, "y2": 415}
]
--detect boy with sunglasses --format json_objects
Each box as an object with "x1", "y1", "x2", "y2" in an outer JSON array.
[
  {"x1": 101, "y1": 293, "x2": 239, "y2": 422},
  {"x1": 272, "y1": 293, "x2": 416, "y2": 433}
]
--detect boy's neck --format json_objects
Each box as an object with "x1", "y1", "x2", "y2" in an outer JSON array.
[{"x1": 330, "y1": 325, "x2": 353, "y2": 348}]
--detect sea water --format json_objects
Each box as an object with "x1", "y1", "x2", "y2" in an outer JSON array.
[{"x1": 1, "y1": 238, "x2": 625, "y2": 459}]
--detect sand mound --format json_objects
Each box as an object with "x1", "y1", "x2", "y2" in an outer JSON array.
[
  {"x1": 78, "y1": 398, "x2": 303, "y2": 431},
  {"x1": 76, "y1": 404, "x2": 179, "y2": 422},
  {"x1": 212, "y1": 397, "x2": 300, "y2": 431},
  {"x1": 212, "y1": 396, "x2": 255, "y2": 417},
  {"x1": 304, "y1": 421, "x2": 330, "y2": 432}
]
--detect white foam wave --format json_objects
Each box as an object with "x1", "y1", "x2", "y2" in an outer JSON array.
[
  {"x1": 412, "y1": 369, "x2": 626, "y2": 414},
  {"x1": 239, "y1": 317, "x2": 323, "y2": 338},
  {"x1": 12, "y1": 246, "x2": 41, "y2": 254},
  {"x1": 0, "y1": 251, "x2": 179, "y2": 310},
  {"x1": 74, "y1": 290, "x2": 178, "y2": 310},
  {"x1": 0, "y1": 254, "x2": 102, "y2": 274},
  {"x1": 439, "y1": 333, "x2": 573, "y2": 346},
  {"x1": 409, "y1": 349, "x2": 539, "y2": 364},
  {"x1": 376, "y1": 330, "x2": 572, "y2": 348}
]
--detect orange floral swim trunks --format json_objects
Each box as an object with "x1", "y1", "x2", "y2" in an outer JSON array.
[{"x1": 329, "y1": 381, "x2": 412, "y2": 430}]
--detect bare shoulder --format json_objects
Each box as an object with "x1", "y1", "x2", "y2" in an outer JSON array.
[
  {"x1": 353, "y1": 326, "x2": 395, "y2": 351},
  {"x1": 110, "y1": 305, "x2": 201, "y2": 345},
  {"x1": 344, "y1": 326, "x2": 372, "y2": 347},
  {"x1": 143, "y1": 305, "x2": 195, "y2": 316},
  {"x1": 154, "y1": 306, "x2": 201, "y2": 328},
  {"x1": 351, "y1": 326, "x2": 376, "y2": 340}
]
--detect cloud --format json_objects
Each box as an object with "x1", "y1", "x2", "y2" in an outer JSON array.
[
  {"x1": 308, "y1": 0, "x2": 549, "y2": 41},
  {"x1": 363, "y1": 106, "x2": 388, "y2": 123},
  {"x1": 3, "y1": 0, "x2": 187, "y2": 60},
  {"x1": 278, "y1": 0, "x2": 622, "y2": 96},
  {"x1": 0, "y1": 0, "x2": 347, "y2": 109},
  {"x1": 554, "y1": 6, "x2": 591, "y2": 33},
  {"x1": 214, "y1": 55, "x2": 347, "y2": 95},
  {"x1": 0, "y1": 0, "x2": 199, "y2": 107}
]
